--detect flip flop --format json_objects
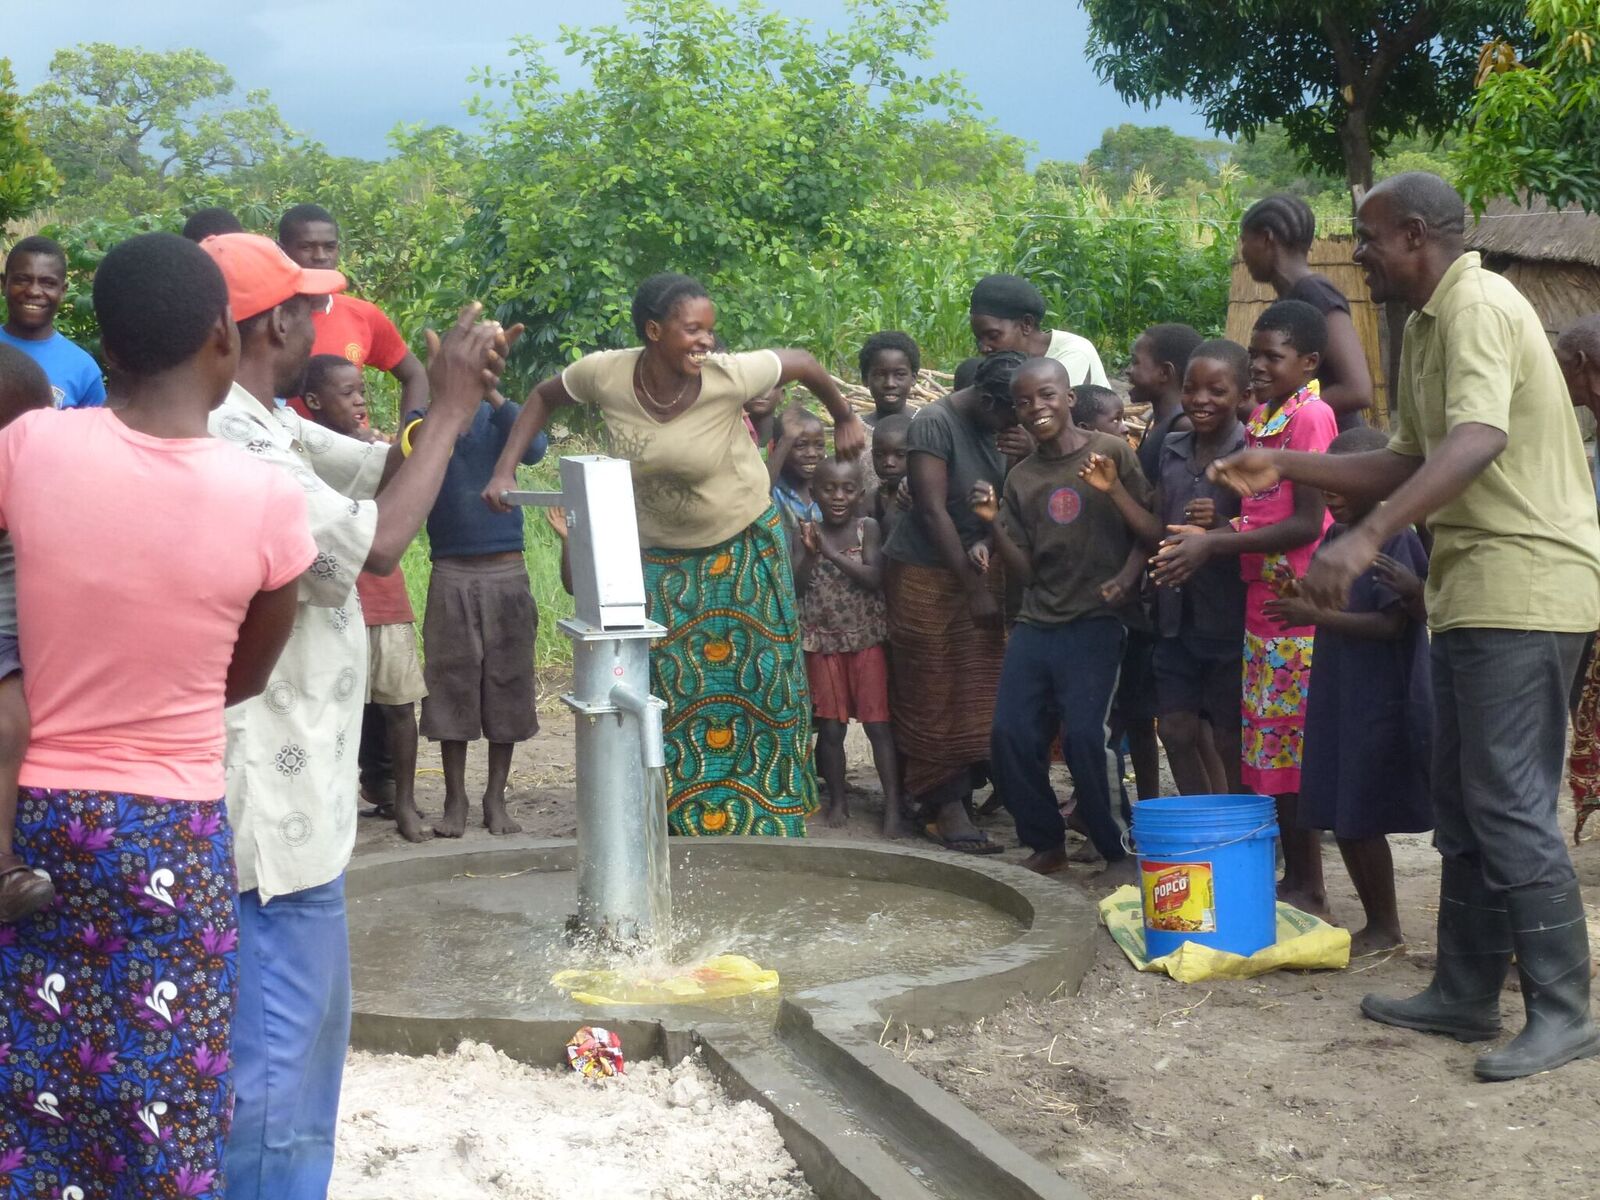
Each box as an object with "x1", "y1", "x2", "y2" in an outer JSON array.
[
  {"x1": 920, "y1": 824, "x2": 1004, "y2": 856},
  {"x1": 0, "y1": 854, "x2": 54, "y2": 924}
]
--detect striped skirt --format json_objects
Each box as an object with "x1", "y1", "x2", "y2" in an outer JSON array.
[
  {"x1": 0, "y1": 788, "x2": 238, "y2": 1199},
  {"x1": 884, "y1": 560, "x2": 1007, "y2": 802},
  {"x1": 645, "y1": 506, "x2": 818, "y2": 835}
]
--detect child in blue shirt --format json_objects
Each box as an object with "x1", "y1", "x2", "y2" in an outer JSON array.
[
  {"x1": 404, "y1": 394, "x2": 548, "y2": 838},
  {"x1": 0, "y1": 237, "x2": 106, "y2": 409}
]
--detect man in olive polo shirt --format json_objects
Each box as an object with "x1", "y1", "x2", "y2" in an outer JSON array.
[{"x1": 1212, "y1": 172, "x2": 1600, "y2": 1082}]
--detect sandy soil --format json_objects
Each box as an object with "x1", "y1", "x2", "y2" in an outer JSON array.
[
  {"x1": 334, "y1": 1041, "x2": 813, "y2": 1200},
  {"x1": 352, "y1": 693, "x2": 1600, "y2": 1199}
]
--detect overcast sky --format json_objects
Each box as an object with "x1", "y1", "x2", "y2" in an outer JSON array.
[{"x1": 5, "y1": 0, "x2": 1215, "y2": 163}]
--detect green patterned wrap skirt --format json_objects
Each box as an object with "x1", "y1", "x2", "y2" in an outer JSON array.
[{"x1": 644, "y1": 506, "x2": 818, "y2": 835}]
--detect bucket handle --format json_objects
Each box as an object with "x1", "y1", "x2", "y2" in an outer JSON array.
[{"x1": 1122, "y1": 818, "x2": 1278, "y2": 860}]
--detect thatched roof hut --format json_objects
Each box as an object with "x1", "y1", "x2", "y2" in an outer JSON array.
[
  {"x1": 1464, "y1": 197, "x2": 1600, "y2": 339},
  {"x1": 1227, "y1": 235, "x2": 1390, "y2": 426}
]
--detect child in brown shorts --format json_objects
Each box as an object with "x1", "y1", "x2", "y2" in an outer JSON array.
[
  {"x1": 402, "y1": 390, "x2": 549, "y2": 837},
  {"x1": 301, "y1": 355, "x2": 430, "y2": 841}
]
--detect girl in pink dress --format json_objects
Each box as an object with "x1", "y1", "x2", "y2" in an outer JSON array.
[{"x1": 1151, "y1": 301, "x2": 1336, "y2": 912}]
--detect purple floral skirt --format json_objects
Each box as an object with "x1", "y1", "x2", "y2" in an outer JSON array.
[{"x1": 0, "y1": 788, "x2": 238, "y2": 1200}]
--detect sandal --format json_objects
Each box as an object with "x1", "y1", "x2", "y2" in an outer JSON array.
[
  {"x1": 920, "y1": 824, "x2": 1005, "y2": 856},
  {"x1": 0, "y1": 853, "x2": 54, "y2": 924},
  {"x1": 359, "y1": 786, "x2": 396, "y2": 820}
]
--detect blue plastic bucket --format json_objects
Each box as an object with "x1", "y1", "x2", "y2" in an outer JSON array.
[{"x1": 1131, "y1": 794, "x2": 1279, "y2": 959}]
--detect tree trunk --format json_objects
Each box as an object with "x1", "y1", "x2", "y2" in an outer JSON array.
[{"x1": 1338, "y1": 113, "x2": 1375, "y2": 195}]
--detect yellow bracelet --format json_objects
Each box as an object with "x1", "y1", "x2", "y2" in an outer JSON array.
[{"x1": 400, "y1": 418, "x2": 424, "y2": 457}]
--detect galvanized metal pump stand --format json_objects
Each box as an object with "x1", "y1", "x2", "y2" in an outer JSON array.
[{"x1": 502, "y1": 457, "x2": 671, "y2": 948}]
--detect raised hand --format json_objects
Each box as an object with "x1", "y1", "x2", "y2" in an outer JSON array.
[
  {"x1": 1299, "y1": 526, "x2": 1381, "y2": 612},
  {"x1": 969, "y1": 480, "x2": 999, "y2": 524},
  {"x1": 833, "y1": 413, "x2": 868, "y2": 461},
  {"x1": 1149, "y1": 524, "x2": 1211, "y2": 588},
  {"x1": 1208, "y1": 448, "x2": 1282, "y2": 498},
  {"x1": 1078, "y1": 452, "x2": 1119, "y2": 493},
  {"x1": 1183, "y1": 496, "x2": 1217, "y2": 529},
  {"x1": 425, "y1": 303, "x2": 504, "y2": 417},
  {"x1": 996, "y1": 425, "x2": 1034, "y2": 460},
  {"x1": 1262, "y1": 595, "x2": 1318, "y2": 630},
  {"x1": 1373, "y1": 552, "x2": 1424, "y2": 604},
  {"x1": 799, "y1": 521, "x2": 822, "y2": 556}
]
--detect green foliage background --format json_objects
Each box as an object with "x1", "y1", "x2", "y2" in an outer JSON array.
[
  {"x1": 7, "y1": 0, "x2": 1512, "y2": 662},
  {"x1": 11, "y1": 2, "x2": 1248, "y2": 404}
]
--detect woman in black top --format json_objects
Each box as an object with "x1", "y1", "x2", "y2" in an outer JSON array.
[{"x1": 1239, "y1": 194, "x2": 1374, "y2": 429}]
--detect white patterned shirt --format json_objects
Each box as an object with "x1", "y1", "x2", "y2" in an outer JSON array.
[{"x1": 211, "y1": 383, "x2": 387, "y2": 901}]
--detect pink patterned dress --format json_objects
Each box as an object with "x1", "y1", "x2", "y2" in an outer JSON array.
[{"x1": 1237, "y1": 384, "x2": 1337, "y2": 794}]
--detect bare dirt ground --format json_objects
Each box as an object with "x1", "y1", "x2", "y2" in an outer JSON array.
[{"x1": 353, "y1": 687, "x2": 1600, "y2": 1200}]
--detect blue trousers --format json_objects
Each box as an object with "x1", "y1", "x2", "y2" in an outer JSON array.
[
  {"x1": 226, "y1": 876, "x2": 351, "y2": 1200},
  {"x1": 992, "y1": 618, "x2": 1128, "y2": 861}
]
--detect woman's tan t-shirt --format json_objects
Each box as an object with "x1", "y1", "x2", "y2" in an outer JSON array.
[{"x1": 561, "y1": 348, "x2": 782, "y2": 550}]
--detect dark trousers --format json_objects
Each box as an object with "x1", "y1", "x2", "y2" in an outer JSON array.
[
  {"x1": 1431, "y1": 628, "x2": 1584, "y2": 893},
  {"x1": 357, "y1": 702, "x2": 391, "y2": 792},
  {"x1": 992, "y1": 617, "x2": 1127, "y2": 861}
]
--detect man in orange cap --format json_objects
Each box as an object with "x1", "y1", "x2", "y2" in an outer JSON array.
[{"x1": 198, "y1": 232, "x2": 510, "y2": 1198}]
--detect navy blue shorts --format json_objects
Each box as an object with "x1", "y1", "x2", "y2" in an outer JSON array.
[{"x1": 1152, "y1": 632, "x2": 1240, "y2": 718}]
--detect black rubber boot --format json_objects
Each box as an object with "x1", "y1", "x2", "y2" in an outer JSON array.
[
  {"x1": 1361, "y1": 857, "x2": 1508, "y2": 1041},
  {"x1": 1474, "y1": 884, "x2": 1600, "y2": 1081}
]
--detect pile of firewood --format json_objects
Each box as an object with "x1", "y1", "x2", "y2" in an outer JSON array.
[{"x1": 811, "y1": 368, "x2": 954, "y2": 420}]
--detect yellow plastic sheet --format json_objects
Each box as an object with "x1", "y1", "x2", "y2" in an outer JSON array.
[
  {"x1": 1099, "y1": 884, "x2": 1350, "y2": 982},
  {"x1": 551, "y1": 953, "x2": 779, "y2": 1006}
]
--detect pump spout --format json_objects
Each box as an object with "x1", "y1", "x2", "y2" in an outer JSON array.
[{"x1": 609, "y1": 683, "x2": 665, "y2": 769}]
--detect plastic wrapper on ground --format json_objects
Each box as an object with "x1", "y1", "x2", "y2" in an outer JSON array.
[{"x1": 1099, "y1": 884, "x2": 1350, "y2": 982}]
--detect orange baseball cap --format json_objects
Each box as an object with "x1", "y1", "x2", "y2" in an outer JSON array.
[{"x1": 199, "y1": 233, "x2": 347, "y2": 321}]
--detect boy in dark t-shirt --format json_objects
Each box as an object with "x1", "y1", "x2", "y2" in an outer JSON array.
[{"x1": 969, "y1": 357, "x2": 1153, "y2": 880}]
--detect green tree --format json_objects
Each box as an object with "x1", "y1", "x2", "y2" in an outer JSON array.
[
  {"x1": 1225, "y1": 123, "x2": 1340, "y2": 197},
  {"x1": 26, "y1": 44, "x2": 292, "y2": 209},
  {"x1": 1456, "y1": 0, "x2": 1600, "y2": 212},
  {"x1": 1083, "y1": 1, "x2": 1531, "y2": 195},
  {"x1": 0, "y1": 58, "x2": 57, "y2": 227},
  {"x1": 1083, "y1": 123, "x2": 1215, "y2": 195},
  {"x1": 467, "y1": 0, "x2": 1012, "y2": 375}
]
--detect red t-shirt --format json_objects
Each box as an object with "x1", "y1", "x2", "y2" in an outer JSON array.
[
  {"x1": 286, "y1": 294, "x2": 410, "y2": 420},
  {"x1": 356, "y1": 566, "x2": 415, "y2": 627}
]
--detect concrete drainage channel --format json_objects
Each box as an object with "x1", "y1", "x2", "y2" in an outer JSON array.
[{"x1": 346, "y1": 837, "x2": 1098, "y2": 1200}]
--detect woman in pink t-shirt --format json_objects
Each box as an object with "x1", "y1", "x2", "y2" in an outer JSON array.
[{"x1": 0, "y1": 235, "x2": 314, "y2": 1198}]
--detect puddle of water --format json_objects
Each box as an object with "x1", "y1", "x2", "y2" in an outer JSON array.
[{"x1": 348, "y1": 865, "x2": 1022, "y2": 1019}]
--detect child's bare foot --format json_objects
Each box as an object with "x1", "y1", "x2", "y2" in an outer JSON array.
[
  {"x1": 1277, "y1": 883, "x2": 1335, "y2": 922},
  {"x1": 394, "y1": 805, "x2": 432, "y2": 844},
  {"x1": 882, "y1": 804, "x2": 910, "y2": 839},
  {"x1": 1067, "y1": 839, "x2": 1103, "y2": 864},
  {"x1": 483, "y1": 794, "x2": 522, "y2": 836},
  {"x1": 1020, "y1": 847, "x2": 1069, "y2": 875},
  {"x1": 433, "y1": 799, "x2": 468, "y2": 839},
  {"x1": 823, "y1": 798, "x2": 848, "y2": 828},
  {"x1": 1349, "y1": 924, "x2": 1404, "y2": 956},
  {"x1": 1093, "y1": 857, "x2": 1139, "y2": 889}
]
